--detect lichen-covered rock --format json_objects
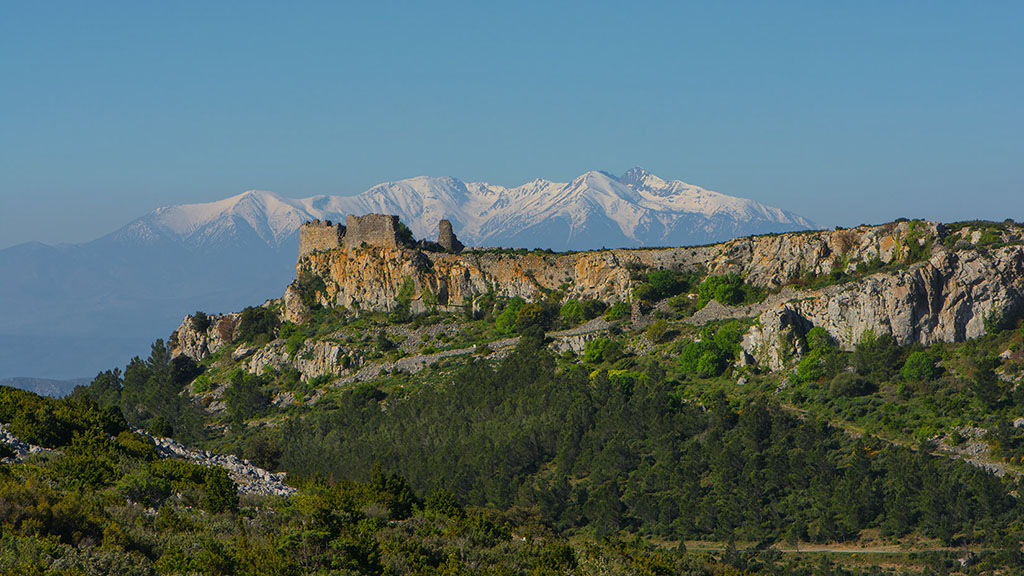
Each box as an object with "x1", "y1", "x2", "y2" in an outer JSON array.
[
  {"x1": 741, "y1": 244, "x2": 1024, "y2": 368},
  {"x1": 172, "y1": 313, "x2": 239, "y2": 361}
]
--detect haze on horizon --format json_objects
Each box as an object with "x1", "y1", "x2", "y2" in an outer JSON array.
[{"x1": 2, "y1": 2, "x2": 1022, "y2": 250}]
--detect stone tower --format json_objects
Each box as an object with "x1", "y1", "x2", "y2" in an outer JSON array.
[{"x1": 438, "y1": 219, "x2": 464, "y2": 253}]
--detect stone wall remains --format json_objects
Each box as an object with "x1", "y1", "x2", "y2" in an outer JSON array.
[
  {"x1": 298, "y1": 220, "x2": 344, "y2": 258},
  {"x1": 438, "y1": 219, "x2": 464, "y2": 252},
  {"x1": 344, "y1": 214, "x2": 400, "y2": 251}
]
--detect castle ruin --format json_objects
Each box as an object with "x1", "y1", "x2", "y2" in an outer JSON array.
[
  {"x1": 297, "y1": 219, "x2": 345, "y2": 257},
  {"x1": 299, "y1": 214, "x2": 466, "y2": 258}
]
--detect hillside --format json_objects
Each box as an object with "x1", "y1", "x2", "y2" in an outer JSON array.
[
  {"x1": 5, "y1": 216, "x2": 1024, "y2": 574},
  {"x1": 0, "y1": 169, "x2": 811, "y2": 380}
]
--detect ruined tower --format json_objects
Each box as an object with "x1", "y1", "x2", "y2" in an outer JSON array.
[{"x1": 437, "y1": 219, "x2": 464, "y2": 253}]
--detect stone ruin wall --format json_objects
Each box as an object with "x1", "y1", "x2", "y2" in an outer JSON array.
[
  {"x1": 343, "y1": 214, "x2": 400, "y2": 251},
  {"x1": 298, "y1": 220, "x2": 344, "y2": 258}
]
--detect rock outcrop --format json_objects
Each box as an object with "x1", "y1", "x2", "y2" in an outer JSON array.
[
  {"x1": 172, "y1": 313, "x2": 240, "y2": 361},
  {"x1": 740, "y1": 243, "x2": 1024, "y2": 367},
  {"x1": 137, "y1": 429, "x2": 295, "y2": 497},
  {"x1": 177, "y1": 216, "x2": 1024, "y2": 376}
]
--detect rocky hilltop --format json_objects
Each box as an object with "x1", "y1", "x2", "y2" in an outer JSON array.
[{"x1": 174, "y1": 215, "x2": 1024, "y2": 375}]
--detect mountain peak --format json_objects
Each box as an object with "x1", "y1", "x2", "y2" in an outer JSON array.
[{"x1": 618, "y1": 166, "x2": 650, "y2": 185}]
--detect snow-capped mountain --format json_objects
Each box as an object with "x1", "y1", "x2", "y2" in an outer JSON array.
[
  {"x1": 0, "y1": 168, "x2": 812, "y2": 380},
  {"x1": 110, "y1": 168, "x2": 812, "y2": 252}
]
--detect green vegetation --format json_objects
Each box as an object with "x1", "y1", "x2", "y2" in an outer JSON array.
[
  {"x1": 236, "y1": 306, "x2": 280, "y2": 345},
  {"x1": 8, "y1": 259, "x2": 1024, "y2": 573},
  {"x1": 697, "y1": 274, "x2": 765, "y2": 308}
]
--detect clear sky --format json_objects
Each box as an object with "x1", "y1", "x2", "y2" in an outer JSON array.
[{"x1": 2, "y1": 1, "x2": 1022, "y2": 249}]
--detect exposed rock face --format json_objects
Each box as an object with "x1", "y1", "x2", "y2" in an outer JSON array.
[
  {"x1": 737, "y1": 245, "x2": 1024, "y2": 368},
  {"x1": 178, "y1": 216, "x2": 1024, "y2": 376},
  {"x1": 172, "y1": 313, "x2": 239, "y2": 361},
  {"x1": 294, "y1": 220, "x2": 946, "y2": 314},
  {"x1": 290, "y1": 216, "x2": 1024, "y2": 373},
  {"x1": 247, "y1": 339, "x2": 360, "y2": 381}
]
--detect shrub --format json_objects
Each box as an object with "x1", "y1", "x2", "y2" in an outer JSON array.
[
  {"x1": 389, "y1": 277, "x2": 416, "y2": 323},
  {"x1": 495, "y1": 297, "x2": 526, "y2": 334},
  {"x1": 604, "y1": 301, "x2": 630, "y2": 321},
  {"x1": 805, "y1": 326, "x2": 837, "y2": 352},
  {"x1": 236, "y1": 306, "x2": 280, "y2": 344},
  {"x1": 829, "y1": 371, "x2": 875, "y2": 397},
  {"x1": 295, "y1": 270, "x2": 327, "y2": 310},
  {"x1": 697, "y1": 274, "x2": 762, "y2": 308},
  {"x1": 853, "y1": 330, "x2": 901, "y2": 382},
  {"x1": 202, "y1": 466, "x2": 239, "y2": 514},
  {"x1": 901, "y1": 351, "x2": 941, "y2": 382},
  {"x1": 646, "y1": 319, "x2": 670, "y2": 343},
  {"x1": 583, "y1": 338, "x2": 623, "y2": 364},
  {"x1": 560, "y1": 299, "x2": 585, "y2": 326},
  {"x1": 190, "y1": 311, "x2": 212, "y2": 332},
  {"x1": 224, "y1": 371, "x2": 270, "y2": 425}
]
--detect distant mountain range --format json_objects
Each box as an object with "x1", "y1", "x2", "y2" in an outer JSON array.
[{"x1": 0, "y1": 168, "x2": 812, "y2": 380}]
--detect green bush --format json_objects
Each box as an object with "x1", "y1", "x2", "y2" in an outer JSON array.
[
  {"x1": 202, "y1": 466, "x2": 239, "y2": 514},
  {"x1": 560, "y1": 299, "x2": 585, "y2": 326},
  {"x1": 697, "y1": 274, "x2": 763, "y2": 308},
  {"x1": 853, "y1": 330, "x2": 902, "y2": 381},
  {"x1": 901, "y1": 351, "x2": 941, "y2": 382},
  {"x1": 224, "y1": 371, "x2": 270, "y2": 425},
  {"x1": 829, "y1": 371, "x2": 875, "y2": 397},
  {"x1": 678, "y1": 323, "x2": 743, "y2": 378},
  {"x1": 495, "y1": 297, "x2": 526, "y2": 334},
  {"x1": 583, "y1": 338, "x2": 623, "y2": 364},
  {"x1": 604, "y1": 300, "x2": 630, "y2": 321},
  {"x1": 190, "y1": 311, "x2": 212, "y2": 332},
  {"x1": 236, "y1": 306, "x2": 280, "y2": 344}
]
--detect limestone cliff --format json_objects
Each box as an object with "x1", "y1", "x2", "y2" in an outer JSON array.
[
  {"x1": 174, "y1": 215, "x2": 1024, "y2": 376},
  {"x1": 288, "y1": 216, "x2": 1024, "y2": 371}
]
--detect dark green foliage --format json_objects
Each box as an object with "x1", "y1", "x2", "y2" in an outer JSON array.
[
  {"x1": 190, "y1": 311, "x2": 212, "y2": 332},
  {"x1": 632, "y1": 269, "x2": 691, "y2": 302},
  {"x1": 805, "y1": 326, "x2": 837, "y2": 352},
  {"x1": 677, "y1": 322, "x2": 743, "y2": 378},
  {"x1": 604, "y1": 300, "x2": 630, "y2": 320},
  {"x1": 697, "y1": 274, "x2": 764, "y2": 308},
  {"x1": 271, "y1": 339, "x2": 1021, "y2": 547},
  {"x1": 236, "y1": 306, "x2": 280, "y2": 344},
  {"x1": 559, "y1": 298, "x2": 587, "y2": 325},
  {"x1": 901, "y1": 351, "x2": 941, "y2": 382},
  {"x1": 388, "y1": 277, "x2": 415, "y2": 323},
  {"x1": 794, "y1": 327, "x2": 844, "y2": 384},
  {"x1": 971, "y1": 354, "x2": 1003, "y2": 409},
  {"x1": 115, "y1": 340, "x2": 205, "y2": 442},
  {"x1": 202, "y1": 466, "x2": 239, "y2": 513},
  {"x1": 515, "y1": 301, "x2": 557, "y2": 332},
  {"x1": 395, "y1": 220, "x2": 416, "y2": 246},
  {"x1": 1, "y1": 386, "x2": 128, "y2": 449},
  {"x1": 494, "y1": 296, "x2": 526, "y2": 334},
  {"x1": 224, "y1": 370, "x2": 270, "y2": 426},
  {"x1": 294, "y1": 269, "x2": 327, "y2": 310},
  {"x1": 853, "y1": 330, "x2": 902, "y2": 382},
  {"x1": 829, "y1": 371, "x2": 876, "y2": 397},
  {"x1": 583, "y1": 337, "x2": 623, "y2": 364}
]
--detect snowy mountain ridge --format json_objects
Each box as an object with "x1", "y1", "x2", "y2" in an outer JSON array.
[{"x1": 116, "y1": 168, "x2": 813, "y2": 251}]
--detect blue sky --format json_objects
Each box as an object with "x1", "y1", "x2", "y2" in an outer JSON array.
[{"x1": 2, "y1": 2, "x2": 1022, "y2": 248}]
